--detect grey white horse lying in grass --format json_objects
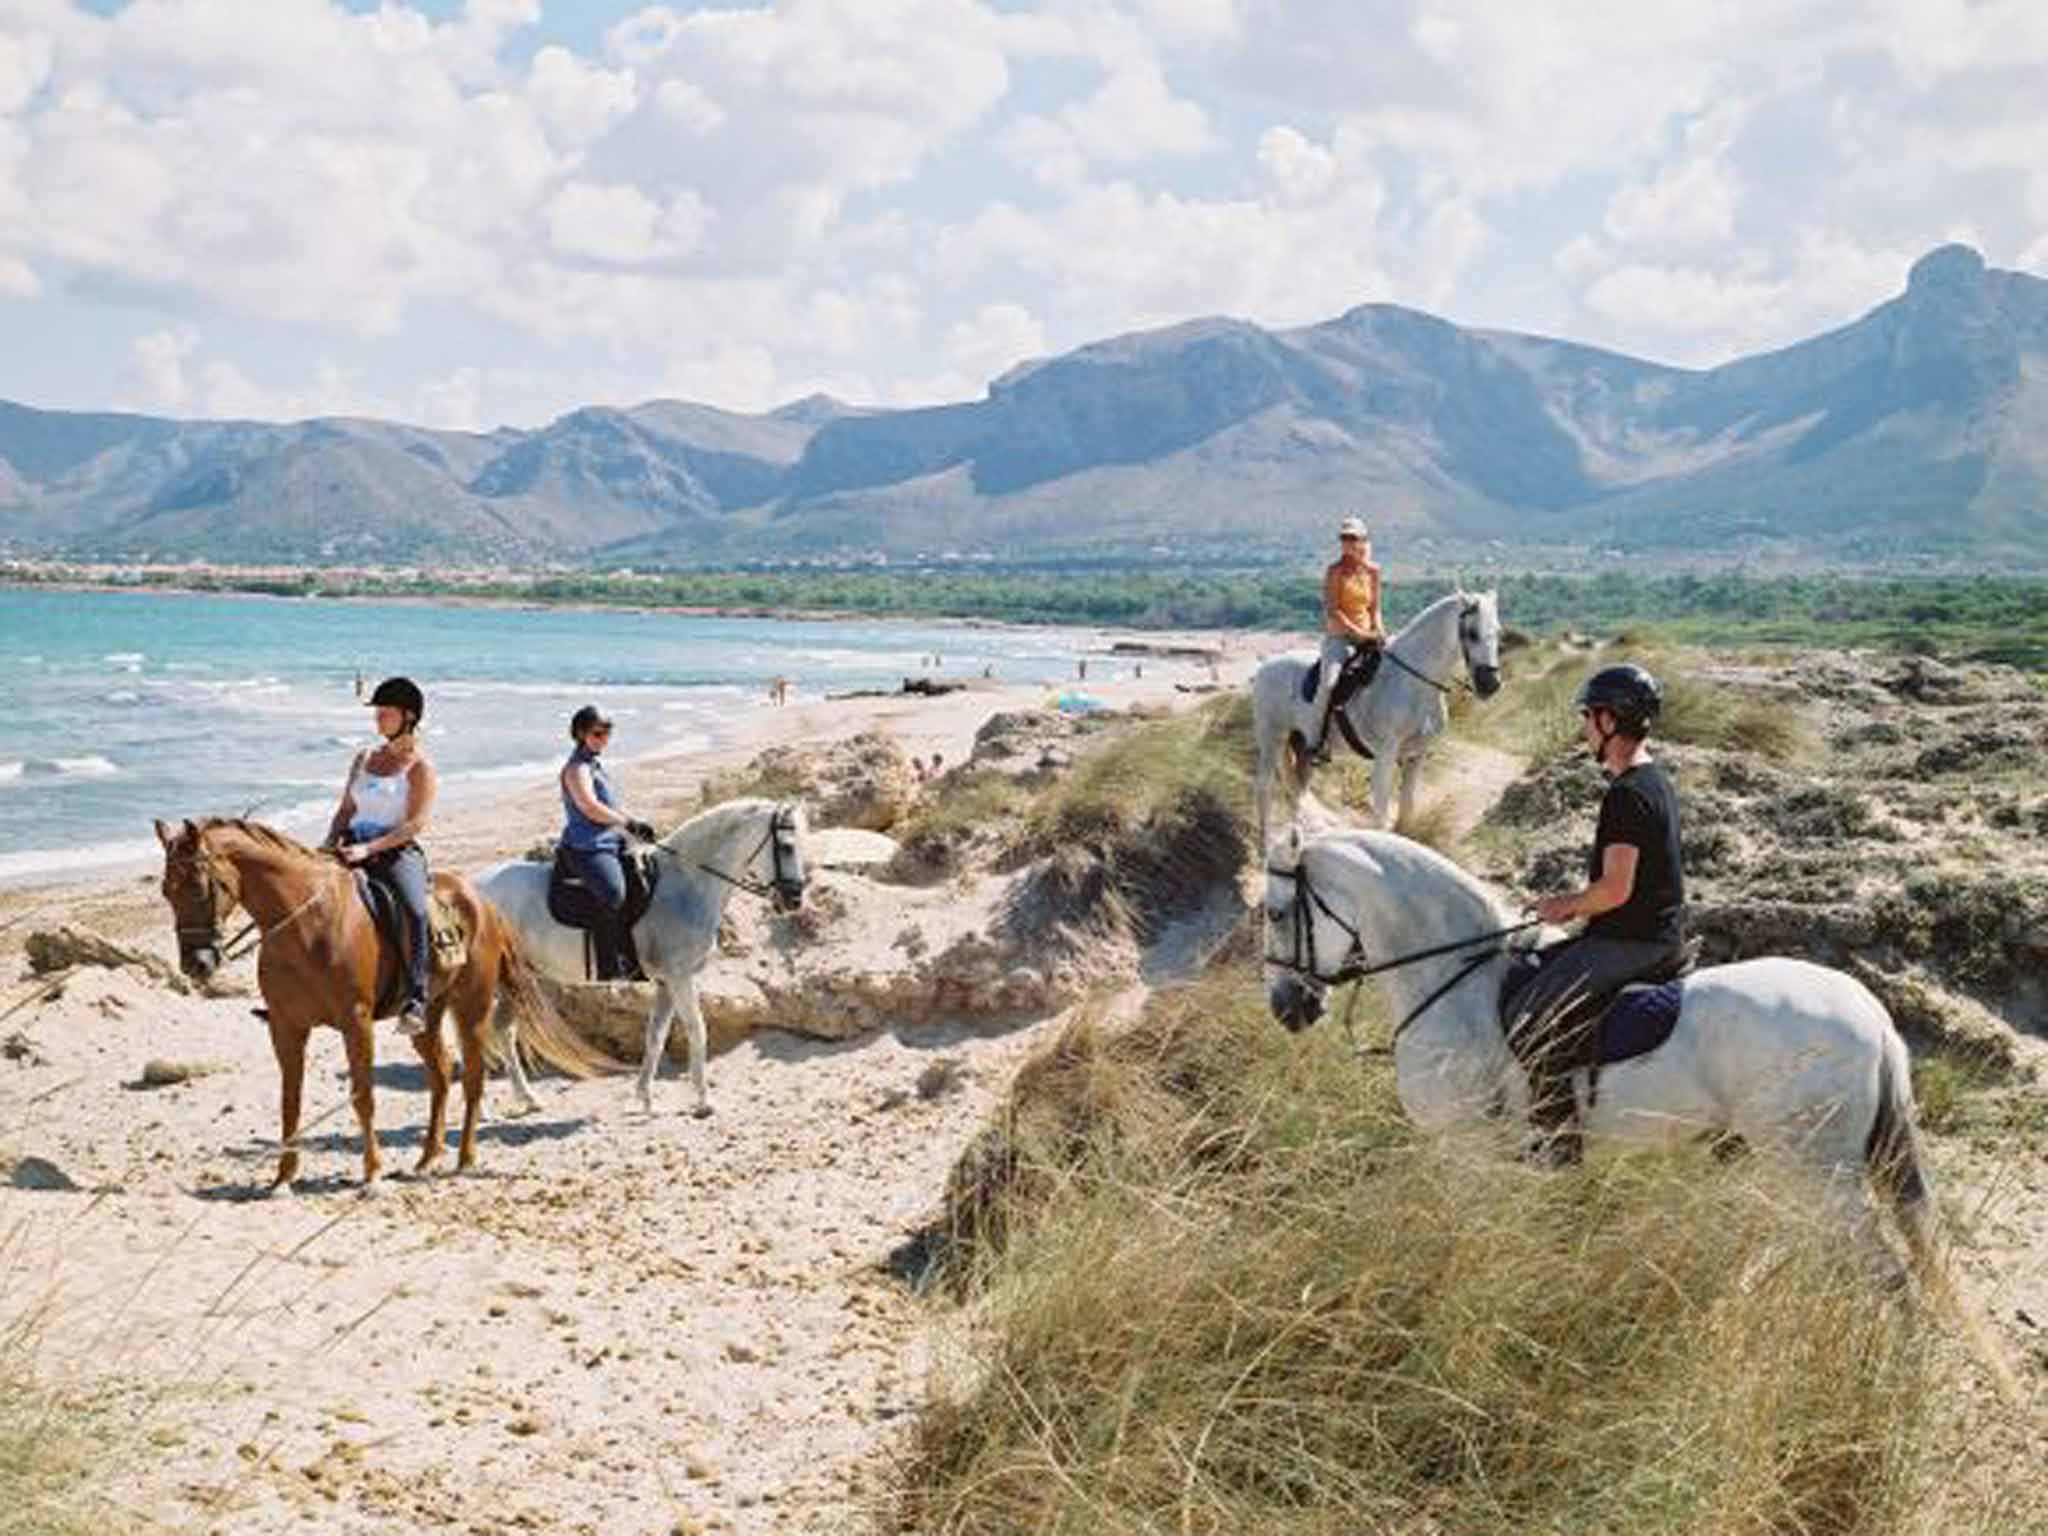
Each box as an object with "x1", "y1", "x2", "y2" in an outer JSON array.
[{"x1": 476, "y1": 797, "x2": 808, "y2": 1117}]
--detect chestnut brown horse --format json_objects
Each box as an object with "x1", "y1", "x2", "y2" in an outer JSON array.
[{"x1": 154, "y1": 816, "x2": 612, "y2": 1192}]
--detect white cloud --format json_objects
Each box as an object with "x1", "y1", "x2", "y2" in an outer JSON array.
[
  {"x1": 118, "y1": 326, "x2": 199, "y2": 412},
  {"x1": 6, "y1": 0, "x2": 2048, "y2": 431},
  {"x1": 947, "y1": 301, "x2": 1046, "y2": 382},
  {"x1": 1583, "y1": 264, "x2": 1786, "y2": 348},
  {"x1": 1257, "y1": 125, "x2": 1337, "y2": 205},
  {"x1": 0, "y1": 253, "x2": 37, "y2": 298},
  {"x1": 0, "y1": 28, "x2": 52, "y2": 114},
  {"x1": 1604, "y1": 154, "x2": 1739, "y2": 250}
]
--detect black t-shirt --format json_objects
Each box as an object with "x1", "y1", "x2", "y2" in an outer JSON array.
[{"x1": 1586, "y1": 761, "x2": 1685, "y2": 945}]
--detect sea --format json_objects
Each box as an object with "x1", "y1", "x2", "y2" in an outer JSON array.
[{"x1": 0, "y1": 586, "x2": 1112, "y2": 885}]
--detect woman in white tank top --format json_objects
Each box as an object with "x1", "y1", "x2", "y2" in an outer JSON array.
[{"x1": 323, "y1": 676, "x2": 440, "y2": 1033}]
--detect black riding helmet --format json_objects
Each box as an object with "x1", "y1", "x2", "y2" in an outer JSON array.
[
  {"x1": 1576, "y1": 663, "x2": 1661, "y2": 737},
  {"x1": 366, "y1": 675, "x2": 424, "y2": 728}
]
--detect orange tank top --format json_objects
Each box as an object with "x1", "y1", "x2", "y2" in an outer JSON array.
[{"x1": 1327, "y1": 563, "x2": 1376, "y2": 635}]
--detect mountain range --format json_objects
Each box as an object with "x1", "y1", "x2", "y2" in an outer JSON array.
[{"x1": 2, "y1": 243, "x2": 2043, "y2": 568}]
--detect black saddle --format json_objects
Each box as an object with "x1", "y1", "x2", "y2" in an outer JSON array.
[
  {"x1": 1300, "y1": 643, "x2": 1384, "y2": 705},
  {"x1": 546, "y1": 847, "x2": 660, "y2": 981},
  {"x1": 352, "y1": 869, "x2": 465, "y2": 1020},
  {"x1": 1499, "y1": 940, "x2": 1698, "y2": 1072}
]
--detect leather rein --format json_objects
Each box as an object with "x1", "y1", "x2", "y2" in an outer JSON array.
[
  {"x1": 1267, "y1": 857, "x2": 1538, "y2": 1045},
  {"x1": 1377, "y1": 598, "x2": 1485, "y2": 697},
  {"x1": 674, "y1": 801, "x2": 804, "y2": 904}
]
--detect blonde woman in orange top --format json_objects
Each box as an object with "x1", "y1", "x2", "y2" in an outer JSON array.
[{"x1": 1310, "y1": 515, "x2": 1385, "y2": 759}]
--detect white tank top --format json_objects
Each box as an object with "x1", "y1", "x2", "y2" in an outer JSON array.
[{"x1": 348, "y1": 763, "x2": 410, "y2": 841}]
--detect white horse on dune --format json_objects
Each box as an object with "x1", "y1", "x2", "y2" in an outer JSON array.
[
  {"x1": 476, "y1": 797, "x2": 808, "y2": 1118},
  {"x1": 1250, "y1": 588, "x2": 1503, "y2": 849},
  {"x1": 1261, "y1": 826, "x2": 1944, "y2": 1284}
]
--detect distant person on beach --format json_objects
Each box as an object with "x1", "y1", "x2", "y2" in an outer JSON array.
[
  {"x1": 323, "y1": 676, "x2": 437, "y2": 1035},
  {"x1": 1077, "y1": 658, "x2": 1088, "y2": 681},
  {"x1": 353, "y1": 669, "x2": 365, "y2": 700},
  {"x1": 913, "y1": 756, "x2": 931, "y2": 785},
  {"x1": 1308, "y1": 514, "x2": 1385, "y2": 762},
  {"x1": 559, "y1": 704, "x2": 658, "y2": 983},
  {"x1": 768, "y1": 676, "x2": 790, "y2": 707}
]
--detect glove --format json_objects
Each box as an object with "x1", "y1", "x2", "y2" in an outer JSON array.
[{"x1": 626, "y1": 818, "x2": 658, "y2": 843}]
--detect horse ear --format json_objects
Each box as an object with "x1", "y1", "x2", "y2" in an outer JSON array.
[{"x1": 153, "y1": 818, "x2": 174, "y2": 848}]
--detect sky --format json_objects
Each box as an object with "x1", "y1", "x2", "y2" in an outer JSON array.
[{"x1": 2, "y1": 0, "x2": 2045, "y2": 432}]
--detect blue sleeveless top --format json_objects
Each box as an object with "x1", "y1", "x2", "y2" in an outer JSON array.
[{"x1": 560, "y1": 745, "x2": 623, "y2": 851}]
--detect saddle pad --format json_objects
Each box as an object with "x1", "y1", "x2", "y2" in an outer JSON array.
[
  {"x1": 1595, "y1": 981, "x2": 1684, "y2": 1066},
  {"x1": 352, "y1": 872, "x2": 464, "y2": 1018}
]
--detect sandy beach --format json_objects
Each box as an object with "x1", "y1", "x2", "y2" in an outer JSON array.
[{"x1": 0, "y1": 631, "x2": 1275, "y2": 1535}]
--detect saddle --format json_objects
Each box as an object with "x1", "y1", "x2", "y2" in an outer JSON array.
[
  {"x1": 352, "y1": 870, "x2": 468, "y2": 1021},
  {"x1": 1300, "y1": 645, "x2": 1384, "y2": 759},
  {"x1": 546, "y1": 847, "x2": 660, "y2": 982},
  {"x1": 1499, "y1": 939, "x2": 1699, "y2": 1097}
]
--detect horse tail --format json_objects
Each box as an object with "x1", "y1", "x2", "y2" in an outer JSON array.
[
  {"x1": 1870, "y1": 1034, "x2": 2023, "y2": 1398},
  {"x1": 1865, "y1": 1037, "x2": 1937, "y2": 1268},
  {"x1": 482, "y1": 901, "x2": 621, "y2": 1080}
]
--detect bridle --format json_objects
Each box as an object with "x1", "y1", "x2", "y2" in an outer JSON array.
[
  {"x1": 1266, "y1": 853, "x2": 1538, "y2": 1045},
  {"x1": 165, "y1": 841, "x2": 327, "y2": 968},
  {"x1": 1380, "y1": 597, "x2": 1491, "y2": 697},
  {"x1": 683, "y1": 801, "x2": 805, "y2": 906}
]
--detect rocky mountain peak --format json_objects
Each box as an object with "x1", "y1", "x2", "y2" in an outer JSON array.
[{"x1": 1907, "y1": 243, "x2": 1987, "y2": 295}]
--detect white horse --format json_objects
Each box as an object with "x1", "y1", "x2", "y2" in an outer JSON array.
[
  {"x1": 1250, "y1": 589, "x2": 1504, "y2": 849},
  {"x1": 475, "y1": 797, "x2": 808, "y2": 1118},
  {"x1": 1261, "y1": 826, "x2": 1942, "y2": 1281}
]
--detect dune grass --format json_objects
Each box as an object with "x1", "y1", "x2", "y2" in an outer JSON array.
[
  {"x1": 0, "y1": 1313, "x2": 96, "y2": 1536},
  {"x1": 1464, "y1": 636, "x2": 1812, "y2": 763},
  {"x1": 893, "y1": 967, "x2": 2024, "y2": 1536}
]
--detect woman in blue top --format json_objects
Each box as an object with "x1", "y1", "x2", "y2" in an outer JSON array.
[
  {"x1": 560, "y1": 704, "x2": 656, "y2": 981},
  {"x1": 324, "y1": 676, "x2": 438, "y2": 1034}
]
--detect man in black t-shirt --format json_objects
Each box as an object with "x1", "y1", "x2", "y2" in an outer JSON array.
[{"x1": 1511, "y1": 663, "x2": 1688, "y2": 1161}]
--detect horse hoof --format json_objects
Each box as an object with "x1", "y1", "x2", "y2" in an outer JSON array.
[
  {"x1": 263, "y1": 1180, "x2": 296, "y2": 1201},
  {"x1": 690, "y1": 1103, "x2": 714, "y2": 1120}
]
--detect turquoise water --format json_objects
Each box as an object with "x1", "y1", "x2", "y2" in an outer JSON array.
[{"x1": 0, "y1": 588, "x2": 1103, "y2": 883}]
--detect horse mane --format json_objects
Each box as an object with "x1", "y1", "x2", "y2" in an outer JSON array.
[
  {"x1": 1394, "y1": 588, "x2": 1472, "y2": 640},
  {"x1": 192, "y1": 816, "x2": 326, "y2": 863},
  {"x1": 658, "y1": 796, "x2": 786, "y2": 860},
  {"x1": 1338, "y1": 829, "x2": 1516, "y2": 931}
]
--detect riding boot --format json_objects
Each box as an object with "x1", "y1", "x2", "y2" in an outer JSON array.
[
  {"x1": 1309, "y1": 693, "x2": 1339, "y2": 765},
  {"x1": 1524, "y1": 1058, "x2": 1582, "y2": 1167}
]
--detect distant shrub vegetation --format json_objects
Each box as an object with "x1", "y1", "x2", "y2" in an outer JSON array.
[{"x1": 18, "y1": 561, "x2": 2048, "y2": 668}]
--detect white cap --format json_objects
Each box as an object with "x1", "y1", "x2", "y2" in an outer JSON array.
[{"x1": 1337, "y1": 515, "x2": 1369, "y2": 540}]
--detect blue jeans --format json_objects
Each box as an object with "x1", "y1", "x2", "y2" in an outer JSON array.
[
  {"x1": 364, "y1": 843, "x2": 430, "y2": 1013},
  {"x1": 561, "y1": 846, "x2": 627, "y2": 911},
  {"x1": 562, "y1": 845, "x2": 636, "y2": 980}
]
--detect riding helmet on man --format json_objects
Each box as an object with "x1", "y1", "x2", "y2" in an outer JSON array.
[{"x1": 1576, "y1": 663, "x2": 1661, "y2": 739}]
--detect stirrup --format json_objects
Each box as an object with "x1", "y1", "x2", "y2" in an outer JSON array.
[{"x1": 396, "y1": 1005, "x2": 428, "y2": 1037}]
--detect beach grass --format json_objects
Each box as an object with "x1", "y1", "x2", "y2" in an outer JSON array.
[{"x1": 891, "y1": 968, "x2": 2022, "y2": 1536}]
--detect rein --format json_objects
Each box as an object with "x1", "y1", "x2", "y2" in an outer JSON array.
[
  {"x1": 661, "y1": 802, "x2": 801, "y2": 904},
  {"x1": 1377, "y1": 598, "x2": 1485, "y2": 697},
  {"x1": 1268, "y1": 858, "x2": 1539, "y2": 1047},
  {"x1": 170, "y1": 844, "x2": 332, "y2": 965}
]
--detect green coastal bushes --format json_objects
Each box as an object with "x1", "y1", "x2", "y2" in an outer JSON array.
[{"x1": 15, "y1": 562, "x2": 2048, "y2": 667}]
